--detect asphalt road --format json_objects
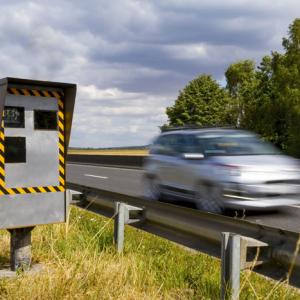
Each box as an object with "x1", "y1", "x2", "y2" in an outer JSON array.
[{"x1": 67, "y1": 163, "x2": 300, "y2": 233}]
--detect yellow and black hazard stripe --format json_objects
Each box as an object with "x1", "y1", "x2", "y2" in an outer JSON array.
[
  {"x1": 0, "y1": 87, "x2": 65, "y2": 195},
  {"x1": 0, "y1": 120, "x2": 5, "y2": 190},
  {"x1": 0, "y1": 185, "x2": 64, "y2": 195},
  {"x1": 7, "y1": 87, "x2": 64, "y2": 99},
  {"x1": 57, "y1": 94, "x2": 65, "y2": 189}
]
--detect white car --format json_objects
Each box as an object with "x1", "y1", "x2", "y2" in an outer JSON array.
[{"x1": 143, "y1": 128, "x2": 300, "y2": 213}]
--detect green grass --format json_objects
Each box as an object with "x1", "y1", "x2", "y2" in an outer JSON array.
[{"x1": 0, "y1": 206, "x2": 299, "y2": 299}]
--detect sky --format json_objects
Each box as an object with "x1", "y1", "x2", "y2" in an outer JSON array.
[{"x1": 0, "y1": 0, "x2": 299, "y2": 148}]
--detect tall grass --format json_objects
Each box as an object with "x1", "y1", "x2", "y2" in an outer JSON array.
[{"x1": 0, "y1": 206, "x2": 299, "y2": 299}]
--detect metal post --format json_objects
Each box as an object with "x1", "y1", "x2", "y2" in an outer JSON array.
[
  {"x1": 9, "y1": 227, "x2": 34, "y2": 271},
  {"x1": 114, "y1": 202, "x2": 125, "y2": 253},
  {"x1": 221, "y1": 232, "x2": 241, "y2": 300},
  {"x1": 113, "y1": 202, "x2": 143, "y2": 253},
  {"x1": 66, "y1": 189, "x2": 72, "y2": 206}
]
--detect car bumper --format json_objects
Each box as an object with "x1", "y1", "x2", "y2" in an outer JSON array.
[{"x1": 223, "y1": 194, "x2": 300, "y2": 210}]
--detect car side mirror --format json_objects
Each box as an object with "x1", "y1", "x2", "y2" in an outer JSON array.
[{"x1": 182, "y1": 153, "x2": 204, "y2": 160}]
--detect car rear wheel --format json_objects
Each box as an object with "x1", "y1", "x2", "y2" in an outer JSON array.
[
  {"x1": 143, "y1": 176, "x2": 161, "y2": 201},
  {"x1": 195, "y1": 182, "x2": 224, "y2": 214}
]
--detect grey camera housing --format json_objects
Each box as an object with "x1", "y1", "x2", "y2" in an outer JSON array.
[{"x1": 0, "y1": 77, "x2": 76, "y2": 229}]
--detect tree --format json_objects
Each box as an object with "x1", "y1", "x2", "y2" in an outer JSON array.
[
  {"x1": 164, "y1": 74, "x2": 234, "y2": 129},
  {"x1": 162, "y1": 19, "x2": 300, "y2": 157},
  {"x1": 245, "y1": 56, "x2": 277, "y2": 140},
  {"x1": 249, "y1": 19, "x2": 300, "y2": 153},
  {"x1": 273, "y1": 19, "x2": 300, "y2": 155},
  {"x1": 224, "y1": 19, "x2": 300, "y2": 155},
  {"x1": 225, "y1": 60, "x2": 256, "y2": 127}
]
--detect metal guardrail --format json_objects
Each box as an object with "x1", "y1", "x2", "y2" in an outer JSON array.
[
  {"x1": 67, "y1": 182, "x2": 300, "y2": 290},
  {"x1": 67, "y1": 154, "x2": 144, "y2": 168}
]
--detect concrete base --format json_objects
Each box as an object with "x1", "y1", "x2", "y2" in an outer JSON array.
[{"x1": 0, "y1": 264, "x2": 44, "y2": 278}]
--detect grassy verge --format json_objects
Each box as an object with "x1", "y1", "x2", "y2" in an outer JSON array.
[
  {"x1": 0, "y1": 206, "x2": 299, "y2": 299},
  {"x1": 68, "y1": 149, "x2": 148, "y2": 156}
]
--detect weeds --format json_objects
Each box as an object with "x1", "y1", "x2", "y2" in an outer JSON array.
[{"x1": 0, "y1": 206, "x2": 299, "y2": 299}]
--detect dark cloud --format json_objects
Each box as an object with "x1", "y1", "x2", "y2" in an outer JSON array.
[{"x1": 0, "y1": 0, "x2": 298, "y2": 147}]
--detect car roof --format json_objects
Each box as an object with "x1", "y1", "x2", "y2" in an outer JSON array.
[{"x1": 159, "y1": 128, "x2": 256, "y2": 137}]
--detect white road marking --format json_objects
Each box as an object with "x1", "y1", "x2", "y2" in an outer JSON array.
[
  {"x1": 69, "y1": 163, "x2": 142, "y2": 172},
  {"x1": 84, "y1": 174, "x2": 108, "y2": 179}
]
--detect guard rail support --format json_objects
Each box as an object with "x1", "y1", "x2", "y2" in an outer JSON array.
[
  {"x1": 221, "y1": 232, "x2": 268, "y2": 300},
  {"x1": 114, "y1": 202, "x2": 144, "y2": 252}
]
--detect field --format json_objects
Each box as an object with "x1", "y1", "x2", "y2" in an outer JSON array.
[
  {"x1": 0, "y1": 206, "x2": 299, "y2": 299},
  {"x1": 68, "y1": 149, "x2": 149, "y2": 156}
]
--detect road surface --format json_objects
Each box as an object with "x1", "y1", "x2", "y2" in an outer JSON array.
[{"x1": 67, "y1": 163, "x2": 300, "y2": 233}]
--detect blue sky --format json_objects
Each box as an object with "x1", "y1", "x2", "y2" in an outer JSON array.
[{"x1": 0, "y1": 0, "x2": 299, "y2": 147}]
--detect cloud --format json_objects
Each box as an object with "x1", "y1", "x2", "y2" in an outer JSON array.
[
  {"x1": 0, "y1": 0, "x2": 298, "y2": 147},
  {"x1": 72, "y1": 85, "x2": 169, "y2": 147}
]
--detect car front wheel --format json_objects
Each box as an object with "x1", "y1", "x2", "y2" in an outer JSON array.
[
  {"x1": 195, "y1": 182, "x2": 224, "y2": 214},
  {"x1": 143, "y1": 176, "x2": 161, "y2": 201}
]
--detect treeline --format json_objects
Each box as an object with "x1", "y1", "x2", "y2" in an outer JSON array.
[{"x1": 164, "y1": 19, "x2": 300, "y2": 157}]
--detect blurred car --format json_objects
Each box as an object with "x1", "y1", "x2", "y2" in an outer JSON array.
[{"x1": 143, "y1": 128, "x2": 300, "y2": 213}]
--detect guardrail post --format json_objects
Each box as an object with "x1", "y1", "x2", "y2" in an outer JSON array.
[
  {"x1": 114, "y1": 202, "x2": 144, "y2": 253},
  {"x1": 66, "y1": 189, "x2": 72, "y2": 206},
  {"x1": 66, "y1": 189, "x2": 83, "y2": 205},
  {"x1": 221, "y1": 232, "x2": 241, "y2": 300},
  {"x1": 114, "y1": 202, "x2": 125, "y2": 253},
  {"x1": 220, "y1": 233, "x2": 269, "y2": 300}
]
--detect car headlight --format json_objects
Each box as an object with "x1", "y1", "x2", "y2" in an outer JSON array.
[{"x1": 214, "y1": 163, "x2": 241, "y2": 177}]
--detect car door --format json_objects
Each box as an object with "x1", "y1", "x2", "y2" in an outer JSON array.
[
  {"x1": 159, "y1": 134, "x2": 188, "y2": 192},
  {"x1": 147, "y1": 134, "x2": 178, "y2": 188},
  {"x1": 153, "y1": 134, "x2": 180, "y2": 188},
  {"x1": 173, "y1": 134, "x2": 208, "y2": 193}
]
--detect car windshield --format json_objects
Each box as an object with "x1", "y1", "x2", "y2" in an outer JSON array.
[{"x1": 196, "y1": 134, "x2": 281, "y2": 156}]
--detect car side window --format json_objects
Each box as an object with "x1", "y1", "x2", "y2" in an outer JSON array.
[
  {"x1": 150, "y1": 134, "x2": 184, "y2": 156},
  {"x1": 165, "y1": 134, "x2": 185, "y2": 155},
  {"x1": 183, "y1": 135, "x2": 205, "y2": 154},
  {"x1": 149, "y1": 136, "x2": 164, "y2": 155}
]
